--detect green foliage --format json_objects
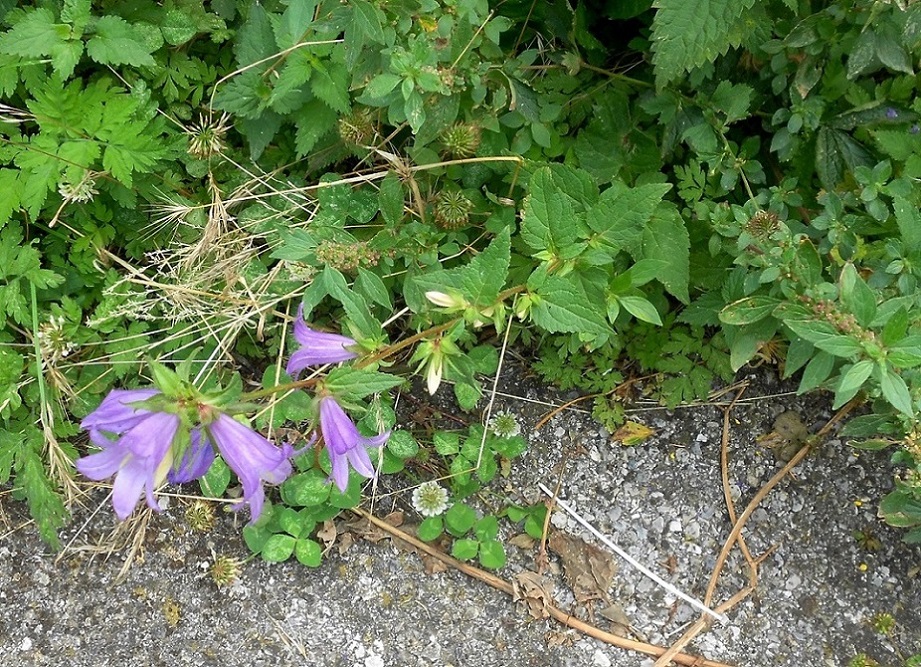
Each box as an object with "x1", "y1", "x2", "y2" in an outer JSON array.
[{"x1": 5, "y1": 0, "x2": 921, "y2": 565}]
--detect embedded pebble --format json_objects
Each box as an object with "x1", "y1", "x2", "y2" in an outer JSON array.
[{"x1": 592, "y1": 649, "x2": 612, "y2": 667}]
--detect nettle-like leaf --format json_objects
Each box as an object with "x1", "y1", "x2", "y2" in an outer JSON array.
[
  {"x1": 639, "y1": 207, "x2": 690, "y2": 304},
  {"x1": 650, "y1": 0, "x2": 757, "y2": 87},
  {"x1": 413, "y1": 228, "x2": 511, "y2": 309},
  {"x1": 586, "y1": 181, "x2": 671, "y2": 256},
  {"x1": 528, "y1": 268, "x2": 612, "y2": 337},
  {"x1": 85, "y1": 15, "x2": 158, "y2": 68}
]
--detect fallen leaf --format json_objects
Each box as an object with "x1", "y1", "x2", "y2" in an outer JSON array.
[
  {"x1": 548, "y1": 531, "x2": 617, "y2": 604},
  {"x1": 337, "y1": 531, "x2": 355, "y2": 555},
  {"x1": 513, "y1": 571, "x2": 553, "y2": 619},
  {"x1": 611, "y1": 420, "x2": 655, "y2": 446},
  {"x1": 599, "y1": 603, "x2": 632, "y2": 637},
  {"x1": 422, "y1": 554, "x2": 449, "y2": 574},
  {"x1": 317, "y1": 519, "x2": 337, "y2": 548},
  {"x1": 508, "y1": 533, "x2": 536, "y2": 550}
]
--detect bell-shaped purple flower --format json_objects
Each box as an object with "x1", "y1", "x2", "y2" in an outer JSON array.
[
  {"x1": 286, "y1": 305, "x2": 358, "y2": 378},
  {"x1": 76, "y1": 411, "x2": 180, "y2": 520},
  {"x1": 206, "y1": 413, "x2": 294, "y2": 523},
  {"x1": 80, "y1": 388, "x2": 160, "y2": 434},
  {"x1": 318, "y1": 396, "x2": 390, "y2": 492},
  {"x1": 168, "y1": 428, "x2": 215, "y2": 484}
]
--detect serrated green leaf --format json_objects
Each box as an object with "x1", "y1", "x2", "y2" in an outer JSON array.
[
  {"x1": 521, "y1": 167, "x2": 584, "y2": 257},
  {"x1": 294, "y1": 100, "x2": 337, "y2": 156},
  {"x1": 586, "y1": 182, "x2": 671, "y2": 255},
  {"x1": 640, "y1": 208, "x2": 689, "y2": 303},
  {"x1": 86, "y1": 16, "x2": 157, "y2": 68},
  {"x1": 311, "y1": 62, "x2": 350, "y2": 113},
  {"x1": 651, "y1": 0, "x2": 757, "y2": 86},
  {"x1": 0, "y1": 8, "x2": 67, "y2": 58},
  {"x1": 529, "y1": 272, "x2": 612, "y2": 336},
  {"x1": 352, "y1": 0, "x2": 385, "y2": 43},
  {"x1": 235, "y1": 3, "x2": 275, "y2": 66},
  {"x1": 413, "y1": 228, "x2": 510, "y2": 309}
]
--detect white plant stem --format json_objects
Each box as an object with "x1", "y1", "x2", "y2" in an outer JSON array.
[{"x1": 537, "y1": 482, "x2": 729, "y2": 625}]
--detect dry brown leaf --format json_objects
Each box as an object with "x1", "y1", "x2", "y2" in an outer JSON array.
[
  {"x1": 317, "y1": 519, "x2": 337, "y2": 548},
  {"x1": 548, "y1": 531, "x2": 617, "y2": 604},
  {"x1": 599, "y1": 603, "x2": 632, "y2": 638},
  {"x1": 337, "y1": 531, "x2": 355, "y2": 555},
  {"x1": 513, "y1": 571, "x2": 553, "y2": 619},
  {"x1": 383, "y1": 511, "x2": 404, "y2": 527},
  {"x1": 544, "y1": 629, "x2": 577, "y2": 648},
  {"x1": 422, "y1": 554, "x2": 449, "y2": 574},
  {"x1": 347, "y1": 518, "x2": 389, "y2": 543},
  {"x1": 508, "y1": 533, "x2": 537, "y2": 550}
]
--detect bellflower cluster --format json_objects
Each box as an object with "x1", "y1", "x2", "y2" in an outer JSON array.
[
  {"x1": 77, "y1": 306, "x2": 393, "y2": 522},
  {"x1": 76, "y1": 389, "x2": 293, "y2": 523},
  {"x1": 288, "y1": 307, "x2": 391, "y2": 492}
]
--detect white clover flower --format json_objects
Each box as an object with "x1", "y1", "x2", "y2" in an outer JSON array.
[
  {"x1": 411, "y1": 481, "x2": 449, "y2": 517},
  {"x1": 488, "y1": 411, "x2": 521, "y2": 438}
]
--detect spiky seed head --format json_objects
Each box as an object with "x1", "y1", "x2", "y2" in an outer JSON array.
[
  {"x1": 441, "y1": 122, "x2": 481, "y2": 157},
  {"x1": 433, "y1": 190, "x2": 473, "y2": 230},
  {"x1": 184, "y1": 500, "x2": 216, "y2": 532},
  {"x1": 746, "y1": 211, "x2": 780, "y2": 239},
  {"x1": 338, "y1": 109, "x2": 376, "y2": 147},
  {"x1": 186, "y1": 113, "x2": 230, "y2": 159},
  {"x1": 58, "y1": 172, "x2": 99, "y2": 203},
  {"x1": 210, "y1": 554, "x2": 242, "y2": 588}
]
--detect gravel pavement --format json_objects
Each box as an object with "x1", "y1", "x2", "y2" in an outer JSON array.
[{"x1": 2, "y1": 367, "x2": 920, "y2": 667}]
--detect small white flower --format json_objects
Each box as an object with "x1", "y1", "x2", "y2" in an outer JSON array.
[
  {"x1": 411, "y1": 481, "x2": 449, "y2": 517},
  {"x1": 488, "y1": 411, "x2": 521, "y2": 438}
]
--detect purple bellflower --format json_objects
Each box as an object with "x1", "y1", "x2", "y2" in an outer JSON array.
[
  {"x1": 318, "y1": 396, "x2": 390, "y2": 492},
  {"x1": 77, "y1": 399, "x2": 180, "y2": 520},
  {"x1": 206, "y1": 413, "x2": 295, "y2": 522},
  {"x1": 168, "y1": 428, "x2": 215, "y2": 484},
  {"x1": 76, "y1": 389, "x2": 295, "y2": 523},
  {"x1": 286, "y1": 305, "x2": 358, "y2": 378}
]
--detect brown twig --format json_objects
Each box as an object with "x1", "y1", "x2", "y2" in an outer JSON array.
[
  {"x1": 653, "y1": 398, "x2": 860, "y2": 666},
  {"x1": 352, "y1": 508, "x2": 733, "y2": 667}
]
